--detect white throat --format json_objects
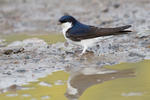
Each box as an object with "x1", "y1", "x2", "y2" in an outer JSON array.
[{"x1": 61, "y1": 22, "x2": 72, "y2": 35}]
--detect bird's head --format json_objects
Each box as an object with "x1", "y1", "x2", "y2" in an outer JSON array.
[
  {"x1": 58, "y1": 15, "x2": 77, "y2": 31},
  {"x1": 59, "y1": 15, "x2": 77, "y2": 25}
]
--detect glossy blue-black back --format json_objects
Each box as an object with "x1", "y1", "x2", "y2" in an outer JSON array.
[{"x1": 67, "y1": 21, "x2": 91, "y2": 36}]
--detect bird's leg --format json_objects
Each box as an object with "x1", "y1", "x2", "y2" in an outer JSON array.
[{"x1": 80, "y1": 46, "x2": 87, "y2": 55}]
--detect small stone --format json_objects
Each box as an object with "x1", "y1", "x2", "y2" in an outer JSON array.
[
  {"x1": 3, "y1": 71, "x2": 12, "y2": 75},
  {"x1": 6, "y1": 94, "x2": 18, "y2": 97},
  {"x1": 102, "y1": 8, "x2": 109, "y2": 13},
  {"x1": 129, "y1": 52, "x2": 145, "y2": 58},
  {"x1": 16, "y1": 69, "x2": 26, "y2": 73},
  {"x1": 25, "y1": 56, "x2": 30, "y2": 59},
  {"x1": 22, "y1": 94, "x2": 31, "y2": 97},
  {"x1": 7, "y1": 84, "x2": 22, "y2": 92},
  {"x1": 113, "y1": 3, "x2": 120, "y2": 8},
  {"x1": 96, "y1": 45, "x2": 100, "y2": 48},
  {"x1": 13, "y1": 48, "x2": 24, "y2": 54},
  {"x1": 3, "y1": 49, "x2": 13, "y2": 55},
  {"x1": 38, "y1": 82, "x2": 52, "y2": 87},
  {"x1": 14, "y1": 61, "x2": 19, "y2": 64},
  {"x1": 65, "y1": 51, "x2": 74, "y2": 55},
  {"x1": 146, "y1": 46, "x2": 150, "y2": 48},
  {"x1": 41, "y1": 96, "x2": 50, "y2": 100},
  {"x1": 54, "y1": 80, "x2": 64, "y2": 85}
]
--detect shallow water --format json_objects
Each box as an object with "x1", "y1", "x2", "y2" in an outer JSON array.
[
  {"x1": 0, "y1": 60, "x2": 150, "y2": 100},
  {"x1": 0, "y1": 33, "x2": 150, "y2": 99},
  {"x1": 1, "y1": 33, "x2": 65, "y2": 44},
  {"x1": 80, "y1": 60, "x2": 150, "y2": 100},
  {"x1": 0, "y1": 71, "x2": 69, "y2": 100}
]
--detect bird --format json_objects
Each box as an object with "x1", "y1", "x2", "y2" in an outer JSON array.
[{"x1": 58, "y1": 15, "x2": 132, "y2": 55}]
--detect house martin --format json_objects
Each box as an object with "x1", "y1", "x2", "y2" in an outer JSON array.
[{"x1": 58, "y1": 15, "x2": 131, "y2": 55}]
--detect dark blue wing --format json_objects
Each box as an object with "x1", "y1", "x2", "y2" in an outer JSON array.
[{"x1": 66, "y1": 22, "x2": 131, "y2": 41}]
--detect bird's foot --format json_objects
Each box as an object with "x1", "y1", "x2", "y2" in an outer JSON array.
[{"x1": 79, "y1": 50, "x2": 94, "y2": 56}]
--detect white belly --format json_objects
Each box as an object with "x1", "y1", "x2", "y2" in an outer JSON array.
[
  {"x1": 80, "y1": 36, "x2": 112, "y2": 47},
  {"x1": 65, "y1": 35, "x2": 112, "y2": 48}
]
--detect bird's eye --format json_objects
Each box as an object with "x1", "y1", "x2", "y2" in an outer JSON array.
[{"x1": 63, "y1": 20, "x2": 67, "y2": 23}]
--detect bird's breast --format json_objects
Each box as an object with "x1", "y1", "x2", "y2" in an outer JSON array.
[{"x1": 62, "y1": 31, "x2": 81, "y2": 46}]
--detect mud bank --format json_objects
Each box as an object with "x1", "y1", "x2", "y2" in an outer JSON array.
[{"x1": 0, "y1": 32, "x2": 150, "y2": 90}]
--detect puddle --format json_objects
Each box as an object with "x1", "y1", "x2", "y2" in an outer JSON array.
[
  {"x1": 1, "y1": 33, "x2": 65, "y2": 44},
  {"x1": 0, "y1": 71, "x2": 69, "y2": 100},
  {"x1": 66, "y1": 68, "x2": 135, "y2": 100},
  {"x1": 0, "y1": 60, "x2": 150, "y2": 100},
  {"x1": 79, "y1": 60, "x2": 150, "y2": 100}
]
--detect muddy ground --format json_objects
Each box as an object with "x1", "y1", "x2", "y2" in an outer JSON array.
[
  {"x1": 0, "y1": 0, "x2": 150, "y2": 34},
  {"x1": 0, "y1": 0, "x2": 150, "y2": 99}
]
